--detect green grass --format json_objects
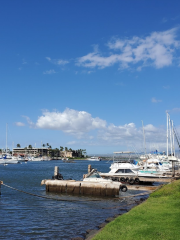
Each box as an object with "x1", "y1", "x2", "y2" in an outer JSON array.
[{"x1": 92, "y1": 180, "x2": 180, "y2": 240}]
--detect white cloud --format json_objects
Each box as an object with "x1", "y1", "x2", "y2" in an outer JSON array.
[
  {"x1": 23, "y1": 108, "x2": 175, "y2": 151},
  {"x1": 26, "y1": 108, "x2": 106, "y2": 138},
  {"x1": 15, "y1": 122, "x2": 25, "y2": 127},
  {"x1": 151, "y1": 97, "x2": 162, "y2": 103},
  {"x1": 67, "y1": 141, "x2": 77, "y2": 145},
  {"x1": 163, "y1": 85, "x2": 170, "y2": 89},
  {"x1": 171, "y1": 108, "x2": 180, "y2": 113},
  {"x1": 96, "y1": 122, "x2": 167, "y2": 151},
  {"x1": 22, "y1": 116, "x2": 35, "y2": 128},
  {"x1": 46, "y1": 57, "x2": 69, "y2": 65},
  {"x1": 76, "y1": 28, "x2": 180, "y2": 70},
  {"x1": 43, "y1": 69, "x2": 56, "y2": 74},
  {"x1": 22, "y1": 59, "x2": 27, "y2": 64}
]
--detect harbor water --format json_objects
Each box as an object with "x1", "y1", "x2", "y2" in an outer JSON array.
[{"x1": 0, "y1": 160, "x2": 147, "y2": 240}]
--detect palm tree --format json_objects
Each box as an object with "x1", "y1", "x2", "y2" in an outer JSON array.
[
  {"x1": 65, "y1": 147, "x2": 68, "y2": 152},
  {"x1": 82, "y1": 149, "x2": 86, "y2": 157},
  {"x1": 28, "y1": 145, "x2": 32, "y2": 149},
  {"x1": 46, "y1": 143, "x2": 49, "y2": 147},
  {"x1": 42, "y1": 144, "x2": 45, "y2": 147},
  {"x1": 17, "y1": 143, "x2": 21, "y2": 148},
  {"x1": 60, "y1": 146, "x2": 64, "y2": 151}
]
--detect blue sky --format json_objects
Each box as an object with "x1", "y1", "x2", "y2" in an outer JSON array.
[{"x1": 1, "y1": 0, "x2": 180, "y2": 154}]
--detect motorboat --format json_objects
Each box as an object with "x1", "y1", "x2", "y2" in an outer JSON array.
[
  {"x1": 0, "y1": 154, "x2": 20, "y2": 164},
  {"x1": 99, "y1": 152, "x2": 170, "y2": 180},
  {"x1": 30, "y1": 156, "x2": 51, "y2": 161},
  {"x1": 83, "y1": 169, "x2": 128, "y2": 192},
  {"x1": 86, "y1": 156, "x2": 101, "y2": 161},
  {"x1": 62, "y1": 158, "x2": 75, "y2": 163}
]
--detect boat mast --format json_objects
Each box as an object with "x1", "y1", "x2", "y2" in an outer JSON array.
[
  {"x1": 142, "y1": 120, "x2": 146, "y2": 155},
  {"x1": 172, "y1": 120, "x2": 175, "y2": 157},
  {"x1": 6, "y1": 123, "x2": 7, "y2": 154},
  {"x1": 166, "y1": 112, "x2": 169, "y2": 157},
  {"x1": 169, "y1": 116, "x2": 173, "y2": 156}
]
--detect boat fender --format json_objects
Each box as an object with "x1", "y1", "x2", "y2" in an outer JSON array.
[
  {"x1": 129, "y1": 178, "x2": 135, "y2": 185},
  {"x1": 134, "y1": 178, "x2": 140, "y2": 184},
  {"x1": 125, "y1": 177, "x2": 129, "y2": 183},
  {"x1": 120, "y1": 185, "x2": 128, "y2": 192},
  {"x1": 120, "y1": 177, "x2": 126, "y2": 182}
]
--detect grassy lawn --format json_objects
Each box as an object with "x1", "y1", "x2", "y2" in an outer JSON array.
[{"x1": 93, "y1": 180, "x2": 180, "y2": 240}]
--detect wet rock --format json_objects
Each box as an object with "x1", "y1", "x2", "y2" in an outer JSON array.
[
  {"x1": 140, "y1": 197, "x2": 145, "y2": 201},
  {"x1": 105, "y1": 217, "x2": 115, "y2": 223},
  {"x1": 71, "y1": 238, "x2": 84, "y2": 240},
  {"x1": 85, "y1": 230, "x2": 99, "y2": 239},
  {"x1": 71, "y1": 237, "x2": 84, "y2": 240},
  {"x1": 86, "y1": 229, "x2": 94, "y2": 234},
  {"x1": 98, "y1": 222, "x2": 107, "y2": 229}
]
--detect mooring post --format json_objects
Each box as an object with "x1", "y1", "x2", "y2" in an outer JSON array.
[
  {"x1": 88, "y1": 164, "x2": 92, "y2": 173},
  {"x1": 54, "y1": 166, "x2": 59, "y2": 178},
  {"x1": 0, "y1": 181, "x2": 3, "y2": 195}
]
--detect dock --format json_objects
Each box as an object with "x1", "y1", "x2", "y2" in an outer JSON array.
[
  {"x1": 41, "y1": 179, "x2": 122, "y2": 197},
  {"x1": 41, "y1": 166, "x2": 163, "y2": 197}
]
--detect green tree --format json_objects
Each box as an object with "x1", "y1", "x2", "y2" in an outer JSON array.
[
  {"x1": 60, "y1": 146, "x2": 64, "y2": 151},
  {"x1": 42, "y1": 144, "x2": 45, "y2": 147},
  {"x1": 82, "y1": 149, "x2": 86, "y2": 156},
  {"x1": 17, "y1": 143, "x2": 21, "y2": 148},
  {"x1": 55, "y1": 148, "x2": 59, "y2": 157},
  {"x1": 28, "y1": 145, "x2": 32, "y2": 149}
]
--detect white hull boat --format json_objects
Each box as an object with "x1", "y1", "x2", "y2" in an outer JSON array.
[{"x1": 86, "y1": 157, "x2": 101, "y2": 161}]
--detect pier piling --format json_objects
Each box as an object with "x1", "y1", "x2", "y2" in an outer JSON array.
[{"x1": 0, "y1": 181, "x2": 3, "y2": 195}]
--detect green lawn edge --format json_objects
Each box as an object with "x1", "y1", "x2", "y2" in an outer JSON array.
[{"x1": 92, "y1": 180, "x2": 180, "y2": 240}]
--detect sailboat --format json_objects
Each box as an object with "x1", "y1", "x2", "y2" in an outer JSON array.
[{"x1": 0, "y1": 124, "x2": 20, "y2": 164}]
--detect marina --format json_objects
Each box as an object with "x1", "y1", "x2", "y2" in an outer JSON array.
[{"x1": 0, "y1": 160, "x2": 150, "y2": 240}]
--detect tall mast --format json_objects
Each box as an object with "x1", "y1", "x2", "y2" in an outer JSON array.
[
  {"x1": 142, "y1": 120, "x2": 146, "y2": 155},
  {"x1": 6, "y1": 123, "x2": 7, "y2": 153},
  {"x1": 172, "y1": 120, "x2": 175, "y2": 157},
  {"x1": 169, "y1": 117, "x2": 173, "y2": 156},
  {"x1": 166, "y1": 112, "x2": 169, "y2": 157}
]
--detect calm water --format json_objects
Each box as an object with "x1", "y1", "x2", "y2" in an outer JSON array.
[{"x1": 0, "y1": 160, "x2": 146, "y2": 240}]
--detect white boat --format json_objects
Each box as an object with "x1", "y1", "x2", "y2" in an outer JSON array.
[
  {"x1": 99, "y1": 152, "x2": 170, "y2": 180},
  {"x1": 86, "y1": 156, "x2": 101, "y2": 161},
  {"x1": 83, "y1": 169, "x2": 128, "y2": 192},
  {"x1": 30, "y1": 156, "x2": 51, "y2": 161},
  {"x1": 0, "y1": 159, "x2": 5, "y2": 164}
]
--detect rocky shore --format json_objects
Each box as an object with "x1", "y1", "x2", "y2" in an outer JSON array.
[{"x1": 71, "y1": 196, "x2": 147, "y2": 240}]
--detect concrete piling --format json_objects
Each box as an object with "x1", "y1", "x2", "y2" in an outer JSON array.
[
  {"x1": 54, "y1": 166, "x2": 59, "y2": 177},
  {"x1": 88, "y1": 164, "x2": 92, "y2": 173},
  {"x1": 0, "y1": 181, "x2": 3, "y2": 195}
]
